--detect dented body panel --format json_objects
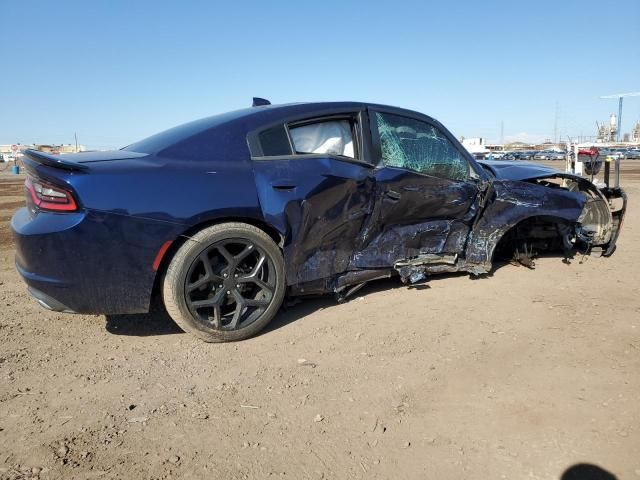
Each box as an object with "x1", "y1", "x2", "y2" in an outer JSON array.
[
  {"x1": 255, "y1": 153, "x2": 623, "y2": 294},
  {"x1": 463, "y1": 180, "x2": 585, "y2": 267},
  {"x1": 11, "y1": 101, "x2": 626, "y2": 314},
  {"x1": 253, "y1": 156, "x2": 374, "y2": 285},
  {"x1": 355, "y1": 167, "x2": 479, "y2": 264}
]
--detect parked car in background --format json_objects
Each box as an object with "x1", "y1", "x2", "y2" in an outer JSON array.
[
  {"x1": 532, "y1": 151, "x2": 565, "y2": 161},
  {"x1": 547, "y1": 151, "x2": 566, "y2": 161},
  {"x1": 533, "y1": 151, "x2": 552, "y2": 160},
  {"x1": 600, "y1": 149, "x2": 624, "y2": 160},
  {"x1": 612, "y1": 148, "x2": 629, "y2": 159},
  {"x1": 11, "y1": 100, "x2": 627, "y2": 342},
  {"x1": 625, "y1": 149, "x2": 640, "y2": 159},
  {"x1": 514, "y1": 151, "x2": 537, "y2": 161}
]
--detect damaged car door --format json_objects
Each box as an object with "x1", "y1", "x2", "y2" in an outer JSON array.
[
  {"x1": 251, "y1": 111, "x2": 376, "y2": 286},
  {"x1": 350, "y1": 109, "x2": 481, "y2": 270}
]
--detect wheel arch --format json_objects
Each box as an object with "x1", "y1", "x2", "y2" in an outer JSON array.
[
  {"x1": 489, "y1": 214, "x2": 575, "y2": 262},
  {"x1": 149, "y1": 216, "x2": 285, "y2": 304}
]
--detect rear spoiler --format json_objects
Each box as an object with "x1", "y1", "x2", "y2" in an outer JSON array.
[{"x1": 23, "y1": 149, "x2": 89, "y2": 172}]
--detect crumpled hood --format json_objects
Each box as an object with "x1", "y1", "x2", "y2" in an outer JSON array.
[{"x1": 479, "y1": 160, "x2": 561, "y2": 181}]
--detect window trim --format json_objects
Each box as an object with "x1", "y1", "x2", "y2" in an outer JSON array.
[
  {"x1": 248, "y1": 110, "x2": 375, "y2": 168},
  {"x1": 368, "y1": 107, "x2": 476, "y2": 181},
  {"x1": 286, "y1": 115, "x2": 360, "y2": 161}
]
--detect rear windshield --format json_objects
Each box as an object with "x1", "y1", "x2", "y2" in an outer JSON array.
[{"x1": 122, "y1": 108, "x2": 254, "y2": 154}]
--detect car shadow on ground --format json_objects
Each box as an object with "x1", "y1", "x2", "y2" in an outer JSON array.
[
  {"x1": 561, "y1": 463, "x2": 618, "y2": 480},
  {"x1": 103, "y1": 273, "x2": 450, "y2": 338},
  {"x1": 105, "y1": 307, "x2": 183, "y2": 336},
  {"x1": 104, "y1": 253, "x2": 575, "y2": 338}
]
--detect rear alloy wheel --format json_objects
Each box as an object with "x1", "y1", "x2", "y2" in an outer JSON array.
[{"x1": 163, "y1": 223, "x2": 285, "y2": 342}]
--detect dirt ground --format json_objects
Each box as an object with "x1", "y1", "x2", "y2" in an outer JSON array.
[{"x1": 0, "y1": 161, "x2": 638, "y2": 480}]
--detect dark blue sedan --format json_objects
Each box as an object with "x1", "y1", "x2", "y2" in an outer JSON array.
[{"x1": 12, "y1": 100, "x2": 626, "y2": 341}]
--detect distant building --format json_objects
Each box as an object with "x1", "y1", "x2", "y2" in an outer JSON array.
[
  {"x1": 538, "y1": 141, "x2": 566, "y2": 151},
  {"x1": 504, "y1": 141, "x2": 534, "y2": 151},
  {"x1": 596, "y1": 114, "x2": 618, "y2": 142},
  {"x1": 34, "y1": 144, "x2": 86, "y2": 154},
  {"x1": 0, "y1": 144, "x2": 23, "y2": 160},
  {"x1": 461, "y1": 137, "x2": 490, "y2": 156},
  {"x1": 632, "y1": 121, "x2": 640, "y2": 143},
  {"x1": 485, "y1": 144, "x2": 505, "y2": 152},
  {"x1": 0, "y1": 145, "x2": 17, "y2": 154},
  {"x1": 0, "y1": 143, "x2": 85, "y2": 156}
]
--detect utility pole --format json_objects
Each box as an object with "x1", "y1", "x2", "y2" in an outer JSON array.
[
  {"x1": 600, "y1": 92, "x2": 640, "y2": 142},
  {"x1": 500, "y1": 121, "x2": 504, "y2": 145},
  {"x1": 74, "y1": 132, "x2": 78, "y2": 153},
  {"x1": 553, "y1": 101, "x2": 559, "y2": 144},
  {"x1": 617, "y1": 98, "x2": 622, "y2": 142}
]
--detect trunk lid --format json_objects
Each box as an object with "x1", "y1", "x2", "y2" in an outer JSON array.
[{"x1": 23, "y1": 149, "x2": 148, "y2": 171}]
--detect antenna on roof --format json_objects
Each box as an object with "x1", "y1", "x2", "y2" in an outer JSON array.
[{"x1": 252, "y1": 97, "x2": 271, "y2": 107}]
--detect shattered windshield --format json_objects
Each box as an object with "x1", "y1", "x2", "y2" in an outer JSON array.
[{"x1": 374, "y1": 112, "x2": 469, "y2": 181}]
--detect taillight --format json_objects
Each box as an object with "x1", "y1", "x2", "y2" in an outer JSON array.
[{"x1": 25, "y1": 177, "x2": 78, "y2": 212}]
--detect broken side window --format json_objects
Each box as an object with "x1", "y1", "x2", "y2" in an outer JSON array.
[
  {"x1": 374, "y1": 112, "x2": 469, "y2": 181},
  {"x1": 289, "y1": 119, "x2": 355, "y2": 158}
]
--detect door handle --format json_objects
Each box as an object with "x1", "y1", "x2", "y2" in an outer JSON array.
[
  {"x1": 271, "y1": 179, "x2": 296, "y2": 191},
  {"x1": 385, "y1": 190, "x2": 401, "y2": 200},
  {"x1": 271, "y1": 183, "x2": 296, "y2": 191}
]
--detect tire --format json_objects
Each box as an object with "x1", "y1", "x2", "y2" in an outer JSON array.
[{"x1": 162, "y1": 222, "x2": 286, "y2": 342}]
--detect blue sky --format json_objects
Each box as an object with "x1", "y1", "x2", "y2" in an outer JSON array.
[{"x1": 1, "y1": 0, "x2": 638, "y2": 148}]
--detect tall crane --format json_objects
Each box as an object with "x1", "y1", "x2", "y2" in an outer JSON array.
[{"x1": 600, "y1": 92, "x2": 640, "y2": 142}]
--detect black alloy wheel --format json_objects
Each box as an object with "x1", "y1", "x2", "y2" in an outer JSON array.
[
  {"x1": 184, "y1": 239, "x2": 276, "y2": 330},
  {"x1": 163, "y1": 223, "x2": 285, "y2": 342}
]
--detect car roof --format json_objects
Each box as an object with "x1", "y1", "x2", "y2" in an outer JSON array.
[
  {"x1": 237, "y1": 101, "x2": 438, "y2": 124},
  {"x1": 124, "y1": 101, "x2": 442, "y2": 154}
]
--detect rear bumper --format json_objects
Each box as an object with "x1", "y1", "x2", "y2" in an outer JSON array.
[
  {"x1": 27, "y1": 286, "x2": 76, "y2": 313},
  {"x1": 12, "y1": 207, "x2": 182, "y2": 315}
]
